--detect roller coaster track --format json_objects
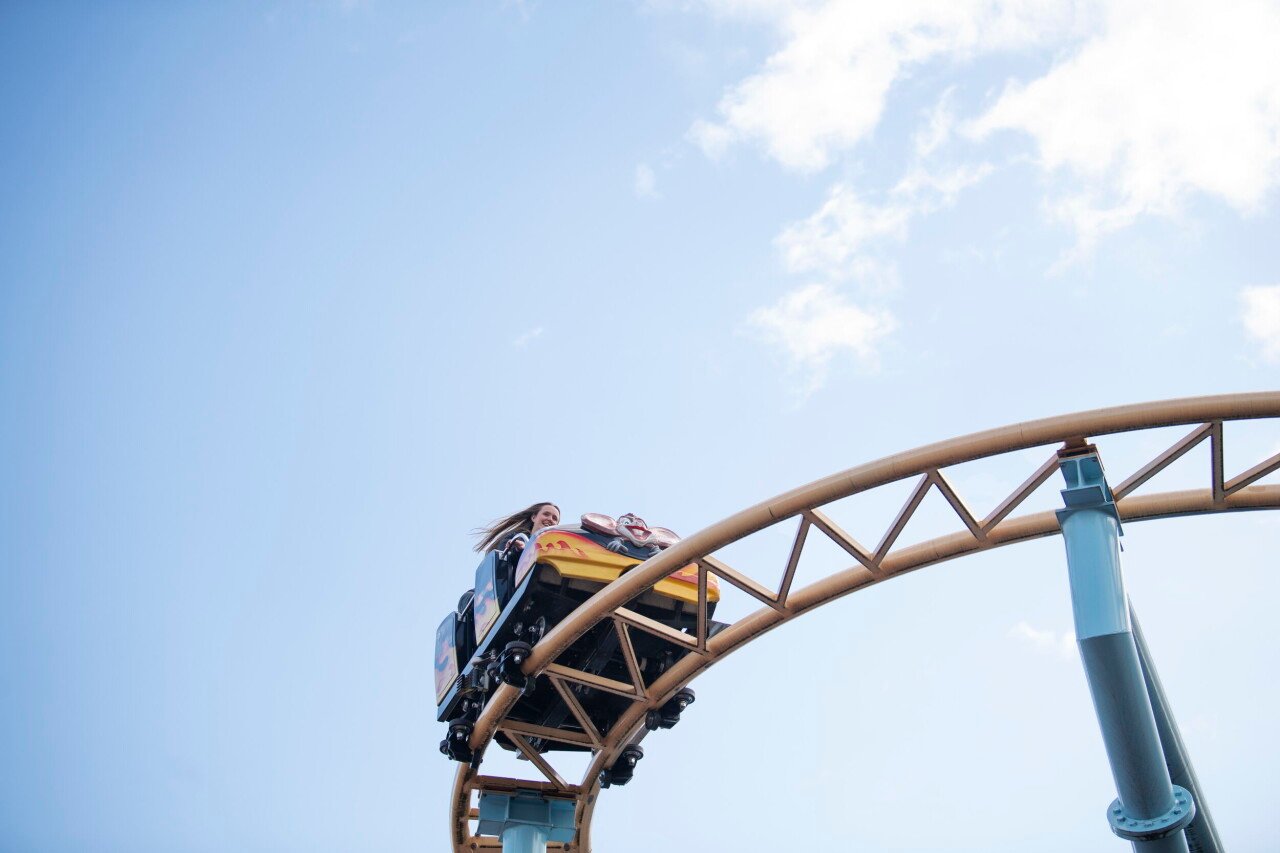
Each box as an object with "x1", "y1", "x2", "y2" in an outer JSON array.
[{"x1": 447, "y1": 392, "x2": 1280, "y2": 851}]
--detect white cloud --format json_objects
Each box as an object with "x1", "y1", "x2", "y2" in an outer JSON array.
[
  {"x1": 1009, "y1": 621, "x2": 1076, "y2": 661},
  {"x1": 692, "y1": 0, "x2": 1280, "y2": 250},
  {"x1": 747, "y1": 111, "x2": 984, "y2": 386},
  {"x1": 691, "y1": 0, "x2": 1079, "y2": 173},
  {"x1": 700, "y1": 0, "x2": 1280, "y2": 394},
  {"x1": 777, "y1": 185, "x2": 910, "y2": 276},
  {"x1": 747, "y1": 283, "x2": 895, "y2": 394},
  {"x1": 775, "y1": 159, "x2": 991, "y2": 282},
  {"x1": 1241, "y1": 285, "x2": 1280, "y2": 362},
  {"x1": 634, "y1": 163, "x2": 659, "y2": 199},
  {"x1": 687, "y1": 119, "x2": 733, "y2": 163},
  {"x1": 969, "y1": 0, "x2": 1280, "y2": 248},
  {"x1": 913, "y1": 89, "x2": 958, "y2": 159},
  {"x1": 512, "y1": 327, "x2": 544, "y2": 348},
  {"x1": 893, "y1": 161, "x2": 993, "y2": 207}
]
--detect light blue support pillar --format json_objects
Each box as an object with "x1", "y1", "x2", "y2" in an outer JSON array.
[
  {"x1": 1056, "y1": 451, "x2": 1195, "y2": 852},
  {"x1": 500, "y1": 825, "x2": 547, "y2": 853},
  {"x1": 477, "y1": 791, "x2": 575, "y2": 853}
]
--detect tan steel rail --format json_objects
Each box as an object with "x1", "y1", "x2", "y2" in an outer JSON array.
[{"x1": 446, "y1": 392, "x2": 1280, "y2": 852}]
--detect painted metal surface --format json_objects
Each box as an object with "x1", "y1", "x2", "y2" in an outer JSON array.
[
  {"x1": 501, "y1": 825, "x2": 548, "y2": 853},
  {"x1": 473, "y1": 552, "x2": 501, "y2": 644},
  {"x1": 1131, "y1": 607, "x2": 1223, "y2": 853},
  {"x1": 512, "y1": 526, "x2": 718, "y2": 604},
  {"x1": 1058, "y1": 453, "x2": 1130, "y2": 639},
  {"x1": 434, "y1": 614, "x2": 459, "y2": 705},
  {"x1": 1057, "y1": 451, "x2": 1192, "y2": 851},
  {"x1": 477, "y1": 791, "x2": 575, "y2": 853},
  {"x1": 445, "y1": 392, "x2": 1280, "y2": 852}
]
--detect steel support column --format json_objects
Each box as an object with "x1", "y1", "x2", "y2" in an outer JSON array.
[
  {"x1": 1130, "y1": 606, "x2": 1223, "y2": 853},
  {"x1": 477, "y1": 791, "x2": 575, "y2": 853},
  {"x1": 1057, "y1": 451, "x2": 1195, "y2": 851},
  {"x1": 499, "y1": 825, "x2": 548, "y2": 853}
]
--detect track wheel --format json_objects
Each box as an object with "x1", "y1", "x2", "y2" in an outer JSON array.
[
  {"x1": 497, "y1": 641, "x2": 533, "y2": 688},
  {"x1": 440, "y1": 718, "x2": 475, "y2": 763},
  {"x1": 599, "y1": 744, "x2": 644, "y2": 788},
  {"x1": 646, "y1": 688, "x2": 696, "y2": 731}
]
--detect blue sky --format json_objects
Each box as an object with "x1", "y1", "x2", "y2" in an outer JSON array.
[{"x1": 2, "y1": 2, "x2": 1278, "y2": 851}]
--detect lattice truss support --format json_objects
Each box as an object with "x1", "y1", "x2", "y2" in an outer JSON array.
[{"x1": 446, "y1": 393, "x2": 1280, "y2": 853}]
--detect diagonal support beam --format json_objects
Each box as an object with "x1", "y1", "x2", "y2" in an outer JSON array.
[
  {"x1": 1225, "y1": 450, "x2": 1280, "y2": 495},
  {"x1": 929, "y1": 469, "x2": 985, "y2": 543},
  {"x1": 982, "y1": 453, "x2": 1060, "y2": 530},
  {"x1": 547, "y1": 676, "x2": 603, "y2": 749},
  {"x1": 611, "y1": 619, "x2": 647, "y2": 699},
  {"x1": 804, "y1": 508, "x2": 877, "y2": 572},
  {"x1": 777, "y1": 516, "x2": 810, "y2": 606},
  {"x1": 614, "y1": 606, "x2": 699, "y2": 651},
  {"x1": 499, "y1": 719, "x2": 596, "y2": 749},
  {"x1": 541, "y1": 663, "x2": 640, "y2": 700},
  {"x1": 1113, "y1": 423, "x2": 1213, "y2": 500},
  {"x1": 874, "y1": 474, "x2": 931, "y2": 563},
  {"x1": 700, "y1": 555, "x2": 782, "y2": 610},
  {"x1": 505, "y1": 732, "x2": 569, "y2": 790}
]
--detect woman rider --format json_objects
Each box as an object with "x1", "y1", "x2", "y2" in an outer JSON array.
[
  {"x1": 473, "y1": 502, "x2": 560, "y2": 555},
  {"x1": 447, "y1": 503, "x2": 561, "y2": 710}
]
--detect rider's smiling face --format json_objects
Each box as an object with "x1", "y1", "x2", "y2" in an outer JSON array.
[{"x1": 531, "y1": 504, "x2": 560, "y2": 531}]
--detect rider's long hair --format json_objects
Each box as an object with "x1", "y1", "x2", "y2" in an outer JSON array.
[{"x1": 472, "y1": 502, "x2": 560, "y2": 553}]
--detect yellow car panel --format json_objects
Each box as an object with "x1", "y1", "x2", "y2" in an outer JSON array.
[{"x1": 518, "y1": 530, "x2": 720, "y2": 605}]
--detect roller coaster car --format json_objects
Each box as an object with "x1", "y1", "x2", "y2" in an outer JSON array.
[{"x1": 435, "y1": 513, "x2": 722, "y2": 764}]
